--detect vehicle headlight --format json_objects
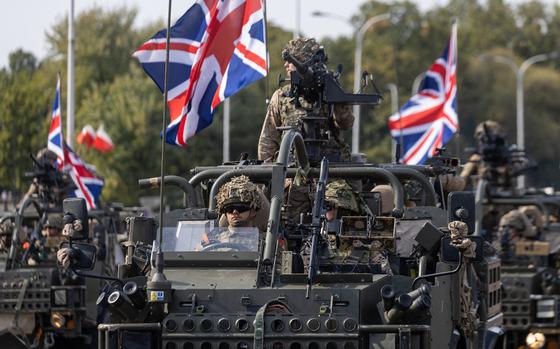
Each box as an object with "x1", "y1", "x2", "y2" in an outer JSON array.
[
  {"x1": 536, "y1": 299, "x2": 556, "y2": 319},
  {"x1": 526, "y1": 332, "x2": 546, "y2": 349},
  {"x1": 53, "y1": 289, "x2": 67, "y2": 306},
  {"x1": 50, "y1": 312, "x2": 66, "y2": 329}
]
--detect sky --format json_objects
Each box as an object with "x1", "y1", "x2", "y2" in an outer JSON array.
[
  {"x1": 0, "y1": 0, "x2": 450, "y2": 69},
  {"x1": 0, "y1": 0, "x2": 550, "y2": 69}
]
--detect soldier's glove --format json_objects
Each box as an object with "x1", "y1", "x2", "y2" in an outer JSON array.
[
  {"x1": 57, "y1": 247, "x2": 74, "y2": 269},
  {"x1": 62, "y1": 220, "x2": 83, "y2": 238},
  {"x1": 448, "y1": 221, "x2": 476, "y2": 258}
]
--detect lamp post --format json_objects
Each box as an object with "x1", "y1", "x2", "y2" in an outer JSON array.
[
  {"x1": 67, "y1": 0, "x2": 75, "y2": 147},
  {"x1": 411, "y1": 72, "x2": 426, "y2": 96},
  {"x1": 480, "y1": 51, "x2": 560, "y2": 189},
  {"x1": 311, "y1": 11, "x2": 391, "y2": 154},
  {"x1": 386, "y1": 83, "x2": 399, "y2": 162},
  {"x1": 352, "y1": 13, "x2": 391, "y2": 154}
]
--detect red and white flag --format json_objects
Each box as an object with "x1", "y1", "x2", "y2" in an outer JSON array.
[
  {"x1": 92, "y1": 125, "x2": 114, "y2": 153},
  {"x1": 76, "y1": 124, "x2": 96, "y2": 148}
]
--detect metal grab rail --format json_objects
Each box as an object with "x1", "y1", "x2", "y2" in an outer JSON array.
[
  {"x1": 97, "y1": 322, "x2": 161, "y2": 349},
  {"x1": 138, "y1": 175, "x2": 198, "y2": 208}
]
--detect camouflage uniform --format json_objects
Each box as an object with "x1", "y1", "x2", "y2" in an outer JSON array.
[
  {"x1": 325, "y1": 180, "x2": 360, "y2": 215},
  {"x1": 460, "y1": 121, "x2": 513, "y2": 188},
  {"x1": 495, "y1": 208, "x2": 535, "y2": 255},
  {"x1": 324, "y1": 180, "x2": 392, "y2": 273},
  {"x1": 29, "y1": 213, "x2": 64, "y2": 266},
  {"x1": 203, "y1": 176, "x2": 263, "y2": 251},
  {"x1": 257, "y1": 38, "x2": 354, "y2": 163}
]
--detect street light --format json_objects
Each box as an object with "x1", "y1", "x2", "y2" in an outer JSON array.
[
  {"x1": 352, "y1": 13, "x2": 391, "y2": 154},
  {"x1": 480, "y1": 51, "x2": 560, "y2": 189},
  {"x1": 312, "y1": 11, "x2": 391, "y2": 154},
  {"x1": 411, "y1": 72, "x2": 426, "y2": 96}
]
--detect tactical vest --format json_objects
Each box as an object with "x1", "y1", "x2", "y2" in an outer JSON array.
[{"x1": 278, "y1": 86, "x2": 351, "y2": 164}]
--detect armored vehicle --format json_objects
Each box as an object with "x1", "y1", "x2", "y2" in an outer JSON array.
[
  {"x1": 65, "y1": 130, "x2": 503, "y2": 349},
  {"x1": 473, "y1": 176, "x2": 560, "y2": 349},
  {"x1": 0, "y1": 153, "x2": 125, "y2": 348}
]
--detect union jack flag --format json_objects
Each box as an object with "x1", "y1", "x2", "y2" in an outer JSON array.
[
  {"x1": 63, "y1": 142, "x2": 104, "y2": 210},
  {"x1": 47, "y1": 75, "x2": 64, "y2": 168},
  {"x1": 388, "y1": 22, "x2": 458, "y2": 165},
  {"x1": 46, "y1": 76, "x2": 104, "y2": 210},
  {"x1": 134, "y1": 0, "x2": 267, "y2": 146}
]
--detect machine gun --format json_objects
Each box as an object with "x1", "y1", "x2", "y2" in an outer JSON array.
[
  {"x1": 425, "y1": 147, "x2": 460, "y2": 175},
  {"x1": 24, "y1": 152, "x2": 70, "y2": 205},
  {"x1": 281, "y1": 50, "x2": 382, "y2": 163},
  {"x1": 305, "y1": 158, "x2": 329, "y2": 298},
  {"x1": 479, "y1": 123, "x2": 510, "y2": 167},
  {"x1": 282, "y1": 49, "x2": 382, "y2": 107}
]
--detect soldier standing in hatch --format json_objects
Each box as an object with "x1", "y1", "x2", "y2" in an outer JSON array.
[
  {"x1": 461, "y1": 120, "x2": 528, "y2": 190},
  {"x1": 257, "y1": 38, "x2": 355, "y2": 225},
  {"x1": 257, "y1": 37, "x2": 354, "y2": 163}
]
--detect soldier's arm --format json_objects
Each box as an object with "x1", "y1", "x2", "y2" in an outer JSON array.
[
  {"x1": 332, "y1": 103, "x2": 354, "y2": 130},
  {"x1": 258, "y1": 90, "x2": 283, "y2": 162}
]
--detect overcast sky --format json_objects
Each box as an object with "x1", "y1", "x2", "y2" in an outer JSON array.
[
  {"x1": 0, "y1": 0, "x2": 549, "y2": 69},
  {"x1": 0, "y1": 0, "x2": 449, "y2": 69}
]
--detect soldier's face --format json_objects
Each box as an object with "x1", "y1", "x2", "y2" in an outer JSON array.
[{"x1": 226, "y1": 208, "x2": 257, "y2": 227}]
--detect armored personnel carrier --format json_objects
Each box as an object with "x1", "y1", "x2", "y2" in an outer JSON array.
[{"x1": 64, "y1": 130, "x2": 503, "y2": 349}]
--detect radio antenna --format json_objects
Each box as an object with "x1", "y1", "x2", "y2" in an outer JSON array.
[{"x1": 147, "y1": 0, "x2": 172, "y2": 316}]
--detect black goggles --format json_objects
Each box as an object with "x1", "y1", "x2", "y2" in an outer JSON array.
[{"x1": 223, "y1": 204, "x2": 252, "y2": 214}]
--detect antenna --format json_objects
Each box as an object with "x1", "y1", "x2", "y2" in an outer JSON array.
[{"x1": 147, "y1": 0, "x2": 172, "y2": 319}]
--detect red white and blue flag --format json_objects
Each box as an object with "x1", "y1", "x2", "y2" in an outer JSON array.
[
  {"x1": 133, "y1": 0, "x2": 267, "y2": 146},
  {"x1": 388, "y1": 22, "x2": 458, "y2": 165},
  {"x1": 63, "y1": 142, "x2": 104, "y2": 210},
  {"x1": 47, "y1": 75, "x2": 64, "y2": 168},
  {"x1": 46, "y1": 76, "x2": 104, "y2": 210}
]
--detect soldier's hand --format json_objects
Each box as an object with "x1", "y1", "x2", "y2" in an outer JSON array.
[{"x1": 57, "y1": 248, "x2": 73, "y2": 268}]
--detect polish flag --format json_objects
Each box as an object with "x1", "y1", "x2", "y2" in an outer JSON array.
[
  {"x1": 92, "y1": 125, "x2": 114, "y2": 153},
  {"x1": 76, "y1": 124, "x2": 96, "y2": 148}
]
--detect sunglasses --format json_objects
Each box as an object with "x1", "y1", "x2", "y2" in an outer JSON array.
[{"x1": 224, "y1": 204, "x2": 252, "y2": 214}]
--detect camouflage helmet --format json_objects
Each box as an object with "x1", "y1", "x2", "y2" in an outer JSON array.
[
  {"x1": 325, "y1": 180, "x2": 359, "y2": 213},
  {"x1": 36, "y1": 148, "x2": 58, "y2": 163},
  {"x1": 283, "y1": 37, "x2": 323, "y2": 63},
  {"x1": 215, "y1": 176, "x2": 261, "y2": 214},
  {"x1": 499, "y1": 209, "x2": 536, "y2": 237},
  {"x1": 44, "y1": 213, "x2": 63, "y2": 229},
  {"x1": 474, "y1": 120, "x2": 506, "y2": 141}
]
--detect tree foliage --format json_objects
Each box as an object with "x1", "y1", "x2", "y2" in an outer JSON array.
[{"x1": 1, "y1": 1, "x2": 559, "y2": 203}]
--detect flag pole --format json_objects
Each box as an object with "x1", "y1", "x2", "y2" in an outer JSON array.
[
  {"x1": 67, "y1": 0, "x2": 75, "y2": 147},
  {"x1": 263, "y1": 0, "x2": 270, "y2": 105}
]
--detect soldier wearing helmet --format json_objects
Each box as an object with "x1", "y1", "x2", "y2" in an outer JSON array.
[
  {"x1": 324, "y1": 180, "x2": 360, "y2": 221},
  {"x1": 28, "y1": 213, "x2": 65, "y2": 266},
  {"x1": 257, "y1": 37, "x2": 354, "y2": 163},
  {"x1": 496, "y1": 208, "x2": 536, "y2": 258},
  {"x1": 461, "y1": 120, "x2": 518, "y2": 189},
  {"x1": 215, "y1": 176, "x2": 262, "y2": 228},
  {"x1": 199, "y1": 176, "x2": 263, "y2": 251}
]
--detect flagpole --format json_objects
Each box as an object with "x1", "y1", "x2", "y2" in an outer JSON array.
[
  {"x1": 67, "y1": 0, "x2": 75, "y2": 147},
  {"x1": 223, "y1": 98, "x2": 230, "y2": 163},
  {"x1": 263, "y1": 0, "x2": 270, "y2": 105}
]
